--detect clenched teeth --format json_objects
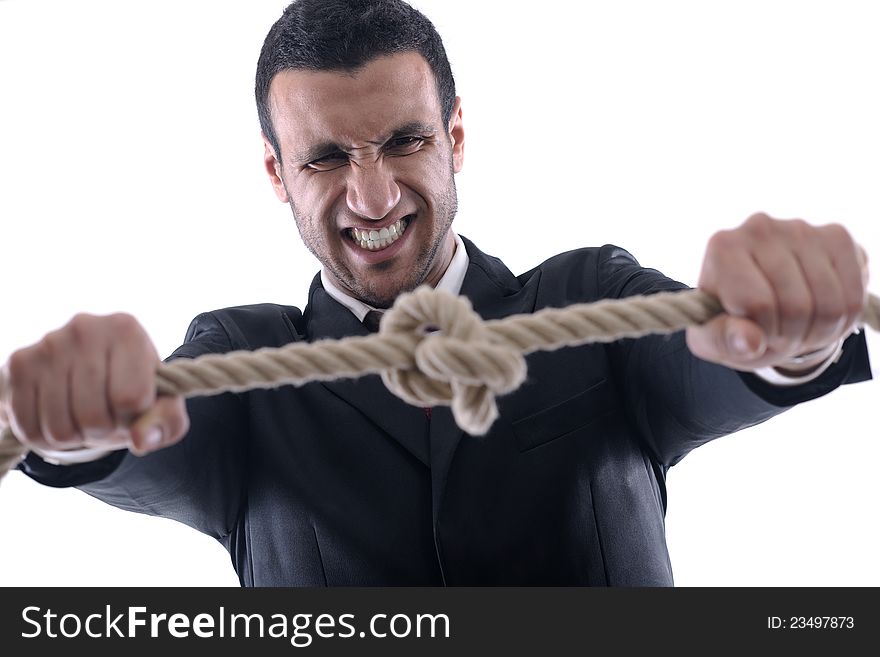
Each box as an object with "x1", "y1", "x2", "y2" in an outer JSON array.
[{"x1": 349, "y1": 217, "x2": 409, "y2": 251}]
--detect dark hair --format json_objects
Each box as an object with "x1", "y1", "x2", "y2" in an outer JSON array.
[{"x1": 255, "y1": 0, "x2": 457, "y2": 160}]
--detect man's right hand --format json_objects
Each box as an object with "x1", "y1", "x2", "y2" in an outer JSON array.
[{"x1": 0, "y1": 313, "x2": 189, "y2": 456}]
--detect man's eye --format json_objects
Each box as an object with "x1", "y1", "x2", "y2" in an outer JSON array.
[
  {"x1": 307, "y1": 154, "x2": 348, "y2": 171},
  {"x1": 388, "y1": 136, "x2": 424, "y2": 151}
]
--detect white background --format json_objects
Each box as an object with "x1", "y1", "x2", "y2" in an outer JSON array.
[{"x1": 0, "y1": 0, "x2": 877, "y2": 586}]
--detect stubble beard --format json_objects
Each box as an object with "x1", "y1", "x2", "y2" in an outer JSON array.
[{"x1": 288, "y1": 174, "x2": 458, "y2": 309}]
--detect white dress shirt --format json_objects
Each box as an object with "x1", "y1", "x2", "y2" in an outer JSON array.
[{"x1": 321, "y1": 231, "x2": 470, "y2": 321}]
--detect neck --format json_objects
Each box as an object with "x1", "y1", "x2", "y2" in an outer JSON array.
[{"x1": 422, "y1": 230, "x2": 457, "y2": 289}]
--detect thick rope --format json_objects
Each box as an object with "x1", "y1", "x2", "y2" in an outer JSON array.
[{"x1": 2, "y1": 287, "x2": 878, "y2": 483}]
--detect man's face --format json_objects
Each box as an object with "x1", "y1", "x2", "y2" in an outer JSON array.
[{"x1": 264, "y1": 52, "x2": 465, "y2": 308}]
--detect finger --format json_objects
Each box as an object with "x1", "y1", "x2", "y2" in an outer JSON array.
[
  {"x1": 792, "y1": 244, "x2": 847, "y2": 350},
  {"x1": 35, "y1": 333, "x2": 82, "y2": 449},
  {"x1": 129, "y1": 395, "x2": 190, "y2": 455},
  {"x1": 686, "y1": 314, "x2": 768, "y2": 370},
  {"x1": 106, "y1": 315, "x2": 158, "y2": 425},
  {"x1": 70, "y1": 339, "x2": 116, "y2": 441},
  {"x1": 857, "y1": 245, "x2": 871, "y2": 325},
  {"x1": 0, "y1": 363, "x2": 8, "y2": 413},
  {"x1": 4, "y1": 348, "x2": 41, "y2": 445},
  {"x1": 6, "y1": 374, "x2": 41, "y2": 448},
  {"x1": 751, "y1": 242, "x2": 812, "y2": 354},
  {"x1": 823, "y1": 224, "x2": 866, "y2": 332},
  {"x1": 858, "y1": 245, "x2": 869, "y2": 289},
  {"x1": 0, "y1": 374, "x2": 8, "y2": 427},
  {"x1": 700, "y1": 231, "x2": 779, "y2": 341},
  {"x1": 36, "y1": 366, "x2": 82, "y2": 448}
]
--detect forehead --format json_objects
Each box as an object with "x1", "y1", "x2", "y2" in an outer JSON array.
[{"x1": 268, "y1": 52, "x2": 442, "y2": 154}]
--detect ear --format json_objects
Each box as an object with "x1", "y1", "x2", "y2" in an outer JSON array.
[
  {"x1": 262, "y1": 134, "x2": 289, "y2": 203},
  {"x1": 448, "y1": 96, "x2": 465, "y2": 173}
]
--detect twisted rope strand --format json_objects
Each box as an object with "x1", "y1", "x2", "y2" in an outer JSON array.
[{"x1": 2, "y1": 288, "x2": 878, "y2": 483}]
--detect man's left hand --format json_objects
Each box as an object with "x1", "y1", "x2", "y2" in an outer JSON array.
[{"x1": 686, "y1": 212, "x2": 869, "y2": 372}]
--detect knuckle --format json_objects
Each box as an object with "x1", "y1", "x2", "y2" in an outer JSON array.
[
  {"x1": 786, "y1": 218, "x2": 811, "y2": 241},
  {"x1": 7, "y1": 349, "x2": 34, "y2": 383},
  {"x1": 40, "y1": 330, "x2": 66, "y2": 360},
  {"x1": 110, "y1": 313, "x2": 141, "y2": 337},
  {"x1": 821, "y1": 222, "x2": 853, "y2": 246},
  {"x1": 706, "y1": 230, "x2": 737, "y2": 255},
  {"x1": 744, "y1": 212, "x2": 773, "y2": 233},
  {"x1": 746, "y1": 211, "x2": 771, "y2": 223},
  {"x1": 66, "y1": 313, "x2": 98, "y2": 344}
]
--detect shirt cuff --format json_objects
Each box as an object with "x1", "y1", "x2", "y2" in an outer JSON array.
[
  {"x1": 30, "y1": 446, "x2": 118, "y2": 465},
  {"x1": 752, "y1": 337, "x2": 846, "y2": 387}
]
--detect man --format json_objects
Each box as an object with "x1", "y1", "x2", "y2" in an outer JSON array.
[{"x1": 0, "y1": 0, "x2": 871, "y2": 585}]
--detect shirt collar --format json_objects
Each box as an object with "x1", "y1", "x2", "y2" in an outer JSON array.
[{"x1": 320, "y1": 231, "x2": 469, "y2": 322}]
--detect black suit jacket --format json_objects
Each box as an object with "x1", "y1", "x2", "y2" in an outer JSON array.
[{"x1": 21, "y1": 237, "x2": 872, "y2": 585}]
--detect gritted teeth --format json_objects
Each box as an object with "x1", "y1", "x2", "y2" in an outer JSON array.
[{"x1": 348, "y1": 216, "x2": 410, "y2": 251}]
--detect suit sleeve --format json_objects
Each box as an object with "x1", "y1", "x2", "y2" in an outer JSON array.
[
  {"x1": 598, "y1": 245, "x2": 872, "y2": 468},
  {"x1": 17, "y1": 312, "x2": 249, "y2": 540}
]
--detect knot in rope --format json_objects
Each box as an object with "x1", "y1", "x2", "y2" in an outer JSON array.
[
  {"x1": 2, "y1": 284, "x2": 879, "y2": 485},
  {"x1": 379, "y1": 287, "x2": 527, "y2": 435}
]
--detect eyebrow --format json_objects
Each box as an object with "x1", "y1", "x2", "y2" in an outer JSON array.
[{"x1": 294, "y1": 122, "x2": 438, "y2": 164}]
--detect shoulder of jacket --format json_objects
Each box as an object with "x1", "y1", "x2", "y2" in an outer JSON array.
[
  {"x1": 524, "y1": 244, "x2": 638, "y2": 276},
  {"x1": 516, "y1": 244, "x2": 640, "y2": 302},
  {"x1": 185, "y1": 303, "x2": 304, "y2": 351}
]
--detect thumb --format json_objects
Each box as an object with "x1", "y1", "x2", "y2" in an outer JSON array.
[
  {"x1": 129, "y1": 395, "x2": 190, "y2": 456},
  {"x1": 686, "y1": 314, "x2": 768, "y2": 368}
]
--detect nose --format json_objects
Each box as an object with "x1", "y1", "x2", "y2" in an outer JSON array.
[{"x1": 345, "y1": 162, "x2": 401, "y2": 221}]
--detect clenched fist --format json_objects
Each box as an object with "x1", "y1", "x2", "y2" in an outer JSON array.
[
  {"x1": 686, "y1": 213, "x2": 869, "y2": 372},
  {"x1": 0, "y1": 313, "x2": 189, "y2": 456}
]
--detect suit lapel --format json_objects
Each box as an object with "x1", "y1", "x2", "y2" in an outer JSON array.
[
  {"x1": 299, "y1": 236, "x2": 542, "y2": 502},
  {"x1": 304, "y1": 275, "x2": 431, "y2": 466}
]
